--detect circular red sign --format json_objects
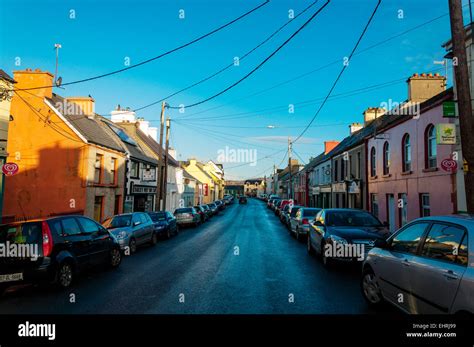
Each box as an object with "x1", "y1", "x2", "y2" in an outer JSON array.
[
  {"x1": 2, "y1": 163, "x2": 19, "y2": 176},
  {"x1": 441, "y1": 158, "x2": 458, "y2": 173}
]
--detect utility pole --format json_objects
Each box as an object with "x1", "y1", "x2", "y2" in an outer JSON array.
[
  {"x1": 163, "y1": 117, "x2": 171, "y2": 211},
  {"x1": 449, "y1": 0, "x2": 474, "y2": 214},
  {"x1": 288, "y1": 137, "x2": 292, "y2": 200},
  {"x1": 156, "y1": 101, "x2": 166, "y2": 211}
]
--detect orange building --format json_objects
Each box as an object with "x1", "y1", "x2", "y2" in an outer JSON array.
[{"x1": 3, "y1": 69, "x2": 127, "y2": 223}]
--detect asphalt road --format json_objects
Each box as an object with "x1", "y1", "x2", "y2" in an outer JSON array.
[{"x1": 0, "y1": 198, "x2": 387, "y2": 314}]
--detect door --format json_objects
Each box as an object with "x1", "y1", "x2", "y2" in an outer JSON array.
[
  {"x1": 375, "y1": 222, "x2": 431, "y2": 313},
  {"x1": 407, "y1": 223, "x2": 468, "y2": 313},
  {"x1": 60, "y1": 217, "x2": 92, "y2": 269},
  {"x1": 310, "y1": 210, "x2": 326, "y2": 253},
  {"x1": 166, "y1": 212, "x2": 177, "y2": 233},
  {"x1": 77, "y1": 217, "x2": 109, "y2": 266},
  {"x1": 386, "y1": 194, "x2": 396, "y2": 232}
]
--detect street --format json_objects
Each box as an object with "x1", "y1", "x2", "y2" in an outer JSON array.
[{"x1": 0, "y1": 198, "x2": 384, "y2": 314}]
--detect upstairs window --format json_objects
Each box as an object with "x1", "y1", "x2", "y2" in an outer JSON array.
[
  {"x1": 383, "y1": 142, "x2": 390, "y2": 175},
  {"x1": 402, "y1": 134, "x2": 411, "y2": 172},
  {"x1": 370, "y1": 147, "x2": 376, "y2": 177},
  {"x1": 425, "y1": 124, "x2": 437, "y2": 169}
]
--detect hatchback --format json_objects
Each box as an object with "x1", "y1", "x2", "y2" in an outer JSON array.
[
  {"x1": 290, "y1": 207, "x2": 321, "y2": 240},
  {"x1": 147, "y1": 211, "x2": 178, "y2": 239},
  {"x1": 174, "y1": 207, "x2": 201, "y2": 227}
]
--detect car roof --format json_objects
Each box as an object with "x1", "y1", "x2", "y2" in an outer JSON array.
[{"x1": 414, "y1": 215, "x2": 474, "y2": 228}]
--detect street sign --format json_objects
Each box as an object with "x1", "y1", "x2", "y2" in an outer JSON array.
[
  {"x1": 436, "y1": 123, "x2": 456, "y2": 144},
  {"x1": 441, "y1": 158, "x2": 458, "y2": 173},
  {"x1": 203, "y1": 183, "x2": 209, "y2": 196},
  {"x1": 443, "y1": 101, "x2": 456, "y2": 118},
  {"x1": 2, "y1": 163, "x2": 19, "y2": 176}
]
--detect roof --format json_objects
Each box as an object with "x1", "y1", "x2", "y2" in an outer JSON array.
[
  {"x1": 0, "y1": 69, "x2": 16, "y2": 84},
  {"x1": 135, "y1": 127, "x2": 179, "y2": 167},
  {"x1": 415, "y1": 215, "x2": 474, "y2": 228},
  {"x1": 48, "y1": 94, "x2": 125, "y2": 153}
]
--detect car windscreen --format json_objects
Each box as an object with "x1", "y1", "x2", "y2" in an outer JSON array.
[
  {"x1": 103, "y1": 215, "x2": 132, "y2": 229},
  {"x1": 175, "y1": 208, "x2": 192, "y2": 214},
  {"x1": 149, "y1": 212, "x2": 166, "y2": 222},
  {"x1": 326, "y1": 211, "x2": 382, "y2": 227},
  {"x1": 303, "y1": 209, "x2": 321, "y2": 217},
  {"x1": 0, "y1": 222, "x2": 42, "y2": 245}
]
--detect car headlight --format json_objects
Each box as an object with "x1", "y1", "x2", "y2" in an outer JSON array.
[
  {"x1": 328, "y1": 235, "x2": 348, "y2": 245},
  {"x1": 116, "y1": 231, "x2": 128, "y2": 240}
]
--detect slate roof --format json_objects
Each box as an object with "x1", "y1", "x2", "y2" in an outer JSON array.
[
  {"x1": 0, "y1": 69, "x2": 15, "y2": 84},
  {"x1": 48, "y1": 94, "x2": 125, "y2": 153},
  {"x1": 135, "y1": 128, "x2": 179, "y2": 167}
]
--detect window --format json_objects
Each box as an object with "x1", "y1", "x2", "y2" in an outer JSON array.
[
  {"x1": 114, "y1": 195, "x2": 121, "y2": 215},
  {"x1": 391, "y1": 222, "x2": 430, "y2": 254},
  {"x1": 383, "y1": 142, "x2": 390, "y2": 175},
  {"x1": 398, "y1": 193, "x2": 408, "y2": 227},
  {"x1": 420, "y1": 193, "x2": 430, "y2": 217},
  {"x1": 340, "y1": 158, "x2": 345, "y2": 181},
  {"x1": 94, "y1": 154, "x2": 103, "y2": 184},
  {"x1": 334, "y1": 160, "x2": 338, "y2": 182},
  {"x1": 357, "y1": 152, "x2": 361, "y2": 179},
  {"x1": 77, "y1": 217, "x2": 100, "y2": 234},
  {"x1": 371, "y1": 194, "x2": 379, "y2": 218},
  {"x1": 61, "y1": 217, "x2": 82, "y2": 236},
  {"x1": 370, "y1": 147, "x2": 376, "y2": 177},
  {"x1": 421, "y1": 223, "x2": 467, "y2": 265},
  {"x1": 130, "y1": 161, "x2": 139, "y2": 178},
  {"x1": 94, "y1": 196, "x2": 104, "y2": 222},
  {"x1": 402, "y1": 134, "x2": 411, "y2": 172},
  {"x1": 139, "y1": 213, "x2": 149, "y2": 224},
  {"x1": 426, "y1": 124, "x2": 437, "y2": 169},
  {"x1": 110, "y1": 158, "x2": 117, "y2": 184}
]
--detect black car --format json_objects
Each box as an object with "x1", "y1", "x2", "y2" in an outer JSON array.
[
  {"x1": 201, "y1": 204, "x2": 213, "y2": 219},
  {"x1": 147, "y1": 211, "x2": 178, "y2": 239},
  {"x1": 215, "y1": 200, "x2": 225, "y2": 211},
  {"x1": 239, "y1": 196, "x2": 248, "y2": 204},
  {"x1": 307, "y1": 208, "x2": 390, "y2": 267},
  {"x1": 0, "y1": 216, "x2": 122, "y2": 293},
  {"x1": 194, "y1": 205, "x2": 208, "y2": 223}
]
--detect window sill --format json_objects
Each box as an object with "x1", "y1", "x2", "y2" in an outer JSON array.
[
  {"x1": 422, "y1": 167, "x2": 438, "y2": 173},
  {"x1": 382, "y1": 174, "x2": 392, "y2": 178},
  {"x1": 401, "y1": 170, "x2": 413, "y2": 176},
  {"x1": 91, "y1": 183, "x2": 119, "y2": 188},
  {"x1": 370, "y1": 175, "x2": 378, "y2": 180}
]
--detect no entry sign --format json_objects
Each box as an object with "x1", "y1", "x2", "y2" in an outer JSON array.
[{"x1": 2, "y1": 162, "x2": 19, "y2": 176}]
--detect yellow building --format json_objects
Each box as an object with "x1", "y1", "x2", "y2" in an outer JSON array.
[
  {"x1": 203, "y1": 160, "x2": 225, "y2": 199},
  {"x1": 0, "y1": 70, "x2": 16, "y2": 218},
  {"x1": 182, "y1": 159, "x2": 215, "y2": 204}
]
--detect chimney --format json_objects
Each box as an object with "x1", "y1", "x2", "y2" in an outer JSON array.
[
  {"x1": 13, "y1": 68, "x2": 54, "y2": 99},
  {"x1": 138, "y1": 119, "x2": 149, "y2": 134},
  {"x1": 65, "y1": 96, "x2": 95, "y2": 118},
  {"x1": 148, "y1": 127, "x2": 158, "y2": 141},
  {"x1": 110, "y1": 108, "x2": 136, "y2": 123},
  {"x1": 407, "y1": 73, "x2": 446, "y2": 103},
  {"x1": 168, "y1": 148, "x2": 177, "y2": 160},
  {"x1": 363, "y1": 107, "x2": 386, "y2": 125},
  {"x1": 324, "y1": 141, "x2": 339, "y2": 154},
  {"x1": 349, "y1": 122, "x2": 363, "y2": 135}
]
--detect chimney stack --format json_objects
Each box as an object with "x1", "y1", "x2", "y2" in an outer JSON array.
[
  {"x1": 65, "y1": 96, "x2": 95, "y2": 118},
  {"x1": 324, "y1": 141, "x2": 339, "y2": 154},
  {"x1": 349, "y1": 122, "x2": 363, "y2": 135},
  {"x1": 13, "y1": 69, "x2": 54, "y2": 99},
  {"x1": 110, "y1": 108, "x2": 136, "y2": 123},
  {"x1": 363, "y1": 107, "x2": 386, "y2": 125},
  {"x1": 407, "y1": 73, "x2": 446, "y2": 103}
]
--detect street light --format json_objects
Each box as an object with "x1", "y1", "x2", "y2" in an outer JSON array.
[{"x1": 434, "y1": 59, "x2": 448, "y2": 86}]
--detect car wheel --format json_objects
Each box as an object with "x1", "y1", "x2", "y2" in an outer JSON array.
[
  {"x1": 109, "y1": 248, "x2": 122, "y2": 268},
  {"x1": 295, "y1": 228, "x2": 300, "y2": 241},
  {"x1": 150, "y1": 232, "x2": 158, "y2": 246},
  {"x1": 129, "y1": 238, "x2": 137, "y2": 254},
  {"x1": 166, "y1": 228, "x2": 172, "y2": 239},
  {"x1": 56, "y1": 261, "x2": 74, "y2": 289},
  {"x1": 361, "y1": 268, "x2": 383, "y2": 307},
  {"x1": 175, "y1": 226, "x2": 179, "y2": 235},
  {"x1": 307, "y1": 235, "x2": 314, "y2": 255}
]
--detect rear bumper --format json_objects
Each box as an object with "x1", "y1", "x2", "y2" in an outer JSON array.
[{"x1": 0, "y1": 260, "x2": 54, "y2": 287}]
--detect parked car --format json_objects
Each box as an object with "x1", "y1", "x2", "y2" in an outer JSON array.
[
  {"x1": 201, "y1": 204, "x2": 213, "y2": 219},
  {"x1": 103, "y1": 212, "x2": 156, "y2": 254},
  {"x1": 307, "y1": 208, "x2": 390, "y2": 267},
  {"x1": 279, "y1": 204, "x2": 292, "y2": 225},
  {"x1": 361, "y1": 215, "x2": 472, "y2": 314},
  {"x1": 239, "y1": 196, "x2": 248, "y2": 204},
  {"x1": 174, "y1": 207, "x2": 201, "y2": 227},
  {"x1": 277, "y1": 200, "x2": 292, "y2": 217},
  {"x1": 0, "y1": 216, "x2": 122, "y2": 293},
  {"x1": 274, "y1": 200, "x2": 284, "y2": 215},
  {"x1": 194, "y1": 205, "x2": 208, "y2": 223},
  {"x1": 215, "y1": 200, "x2": 226, "y2": 211},
  {"x1": 283, "y1": 205, "x2": 301, "y2": 229},
  {"x1": 147, "y1": 211, "x2": 178, "y2": 239},
  {"x1": 290, "y1": 207, "x2": 321, "y2": 240},
  {"x1": 207, "y1": 203, "x2": 219, "y2": 216}
]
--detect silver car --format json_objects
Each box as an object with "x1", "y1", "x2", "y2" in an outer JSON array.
[
  {"x1": 361, "y1": 215, "x2": 473, "y2": 314},
  {"x1": 290, "y1": 207, "x2": 321, "y2": 240},
  {"x1": 102, "y1": 212, "x2": 156, "y2": 254}
]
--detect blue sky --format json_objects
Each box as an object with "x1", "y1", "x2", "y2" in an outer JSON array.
[{"x1": 0, "y1": 0, "x2": 468, "y2": 179}]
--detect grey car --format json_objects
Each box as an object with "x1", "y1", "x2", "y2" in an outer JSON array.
[
  {"x1": 290, "y1": 207, "x2": 321, "y2": 240},
  {"x1": 174, "y1": 207, "x2": 201, "y2": 227},
  {"x1": 361, "y1": 215, "x2": 473, "y2": 314},
  {"x1": 102, "y1": 212, "x2": 156, "y2": 254}
]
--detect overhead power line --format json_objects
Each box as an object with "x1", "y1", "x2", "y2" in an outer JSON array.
[
  {"x1": 11, "y1": 1, "x2": 270, "y2": 92},
  {"x1": 294, "y1": 0, "x2": 382, "y2": 143},
  {"x1": 168, "y1": 0, "x2": 331, "y2": 110},
  {"x1": 133, "y1": 1, "x2": 320, "y2": 112}
]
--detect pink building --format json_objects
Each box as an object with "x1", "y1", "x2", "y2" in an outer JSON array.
[{"x1": 367, "y1": 74, "x2": 458, "y2": 232}]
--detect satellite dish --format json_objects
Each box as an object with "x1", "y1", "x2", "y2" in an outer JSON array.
[{"x1": 55, "y1": 76, "x2": 62, "y2": 87}]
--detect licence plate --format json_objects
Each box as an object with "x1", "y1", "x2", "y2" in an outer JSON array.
[{"x1": 0, "y1": 273, "x2": 23, "y2": 283}]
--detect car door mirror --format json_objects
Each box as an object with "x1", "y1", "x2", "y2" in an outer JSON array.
[
  {"x1": 133, "y1": 221, "x2": 141, "y2": 227},
  {"x1": 382, "y1": 221, "x2": 389, "y2": 227},
  {"x1": 374, "y1": 238, "x2": 389, "y2": 249}
]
